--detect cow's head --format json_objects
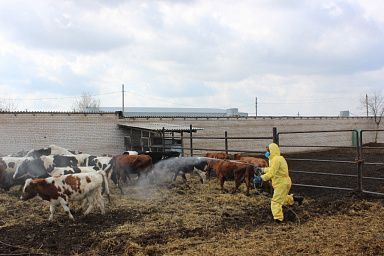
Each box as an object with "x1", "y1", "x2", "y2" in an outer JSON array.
[
  {"x1": 233, "y1": 154, "x2": 242, "y2": 160},
  {"x1": 87, "y1": 155, "x2": 97, "y2": 166},
  {"x1": 0, "y1": 159, "x2": 6, "y2": 171},
  {"x1": 20, "y1": 178, "x2": 38, "y2": 200}
]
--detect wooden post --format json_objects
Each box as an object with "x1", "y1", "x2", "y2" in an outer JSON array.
[
  {"x1": 172, "y1": 131, "x2": 175, "y2": 148},
  {"x1": 356, "y1": 130, "x2": 363, "y2": 192},
  {"x1": 189, "y1": 124, "x2": 193, "y2": 156},
  {"x1": 140, "y1": 130, "x2": 143, "y2": 152},
  {"x1": 162, "y1": 127, "x2": 165, "y2": 152},
  {"x1": 273, "y1": 127, "x2": 279, "y2": 145},
  {"x1": 224, "y1": 131, "x2": 228, "y2": 154}
]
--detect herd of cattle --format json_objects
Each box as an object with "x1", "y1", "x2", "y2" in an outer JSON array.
[{"x1": 0, "y1": 145, "x2": 269, "y2": 221}]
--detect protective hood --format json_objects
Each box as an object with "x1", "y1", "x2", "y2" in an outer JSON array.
[{"x1": 268, "y1": 143, "x2": 281, "y2": 159}]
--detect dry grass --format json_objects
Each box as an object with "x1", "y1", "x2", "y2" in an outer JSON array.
[{"x1": 1, "y1": 175, "x2": 383, "y2": 256}]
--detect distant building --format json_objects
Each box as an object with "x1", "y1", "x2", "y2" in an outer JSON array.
[
  {"x1": 91, "y1": 107, "x2": 248, "y2": 117},
  {"x1": 339, "y1": 111, "x2": 350, "y2": 117}
]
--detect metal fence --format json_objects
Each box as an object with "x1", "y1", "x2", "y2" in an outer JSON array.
[
  {"x1": 277, "y1": 129, "x2": 384, "y2": 196},
  {"x1": 157, "y1": 125, "x2": 276, "y2": 156},
  {"x1": 359, "y1": 129, "x2": 384, "y2": 196},
  {"x1": 154, "y1": 125, "x2": 384, "y2": 196}
]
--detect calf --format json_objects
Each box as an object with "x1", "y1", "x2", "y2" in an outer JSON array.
[
  {"x1": 206, "y1": 159, "x2": 254, "y2": 195},
  {"x1": 20, "y1": 171, "x2": 110, "y2": 221}
]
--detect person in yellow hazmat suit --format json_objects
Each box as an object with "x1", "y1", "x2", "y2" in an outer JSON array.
[{"x1": 253, "y1": 143, "x2": 303, "y2": 223}]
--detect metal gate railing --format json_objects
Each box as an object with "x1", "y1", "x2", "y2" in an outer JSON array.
[
  {"x1": 277, "y1": 129, "x2": 384, "y2": 196},
  {"x1": 359, "y1": 129, "x2": 384, "y2": 196},
  {"x1": 154, "y1": 125, "x2": 276, "y2": 157},
  {"x1": 277, "y1": 130, "x2": 363, "y2": 193}
]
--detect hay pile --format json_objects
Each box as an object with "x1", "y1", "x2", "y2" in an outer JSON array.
[{"x1": 1, "y1": 176, "x2": 383, "y2": 255}]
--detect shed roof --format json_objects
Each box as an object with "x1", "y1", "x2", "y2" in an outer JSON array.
[{"x1": 118, "y1": 122, "x2": 203, "y2": 132}]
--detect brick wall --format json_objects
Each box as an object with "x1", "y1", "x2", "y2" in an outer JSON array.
[
  {"x1": 0, "y1": 112, "x2": 129, "y2": 156},
  {"x1": 0, "y1": 112, "x2": 381, "y2": 156}
]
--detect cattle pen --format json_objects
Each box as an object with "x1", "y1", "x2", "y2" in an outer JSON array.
[
  {"x1": 1, "y1": 126, "x2": 384, "y2": 255},
  {"x1": 157, "y1": 125, "x2": 384, "y2": 197}
]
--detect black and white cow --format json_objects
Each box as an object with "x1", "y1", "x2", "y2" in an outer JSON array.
[
  {"x1": 13, "y1": 156, "x2": 54, "y2": 181},
  {"x1": 26, "y1": 145, "x2": 75, "y2": 158},
  {"x1": 0, "y1": 156, "x2": 30, "y2": 172},
  {"x1": 87, "y1": 156, "x2": 112, "y2": 171},
  {"x1": 0, "y1": 156, "x2": 32, "y2": 190},
  {"x1": 50, "y1": 166, "x2": 96, "y2": 176},
  {"x1": 13, "y1": 154, "x2": 101, "y2": 181},
  {"x1": 0, "y1": 160, "x2": 21, "y2": 190}
]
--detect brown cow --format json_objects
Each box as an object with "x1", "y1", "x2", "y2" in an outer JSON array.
[
  {"x1": 205, "y1": 152, "x2": 230, "y2": 159},
  {"x1": 233, "y1": 155, "x2": 268, "y2": 167},
  {"x1": 206, "y1": 159, "x2": 254, "y2": 195},
  {"x1": 109, "y1": 154, "x2": 152, "y2": 194},
  {"x1": 233, "y1": 155, "x2": 272, "y2": 194}
]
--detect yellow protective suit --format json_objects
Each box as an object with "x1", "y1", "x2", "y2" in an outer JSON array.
[{"x1": 261, "y1": 143, "x2": 294, "y2": 221}]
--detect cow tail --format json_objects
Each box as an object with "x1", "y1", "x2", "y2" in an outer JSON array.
[{"x1": 99, "y1": 170, "x2": 111, "y2": 204}]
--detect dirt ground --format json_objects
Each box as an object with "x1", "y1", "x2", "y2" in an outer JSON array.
[{"x1": 1, "y1": 148, "x2": 384, "y2": 256}]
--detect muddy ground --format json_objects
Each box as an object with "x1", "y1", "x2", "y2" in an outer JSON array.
[{"x1": 1, "y1": 148, "x2": 384, "y2": 256}]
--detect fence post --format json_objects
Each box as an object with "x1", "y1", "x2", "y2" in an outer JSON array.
[
  {"x1": 162, "y1": 127, "x2": 165, "y2": 152},
  {"x1": 224, "y1": 131, "x2": 228, "y2": 154},
  {"x1": 356, "y1": 130, "x2": 363, "y2": 192},
  {"x1": 273, "y1": 127, "x2": 279, "y2": 145},
  {"x1": 180, "y1": 131, "x2": 185, "y2": 157},
  {"x1": 189, "y1": 124, "x2": 193, "y2": 157}
]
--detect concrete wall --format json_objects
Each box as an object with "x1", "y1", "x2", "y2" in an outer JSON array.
[{"x1": 0, "y1": 112, "x2": 382, "y2": 156}]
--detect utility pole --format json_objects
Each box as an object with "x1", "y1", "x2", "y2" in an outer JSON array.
[
  {"x1": 366, "y1": 94, "x2": 368, "y2": 117},
  {"x1": 122, "y1": 84, "x2": 125, "y2": 113},
  {"x1": 255, "y1": 97, "x2": 258, "y2": 117}
]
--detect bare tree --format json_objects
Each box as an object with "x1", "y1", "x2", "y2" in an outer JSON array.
[
  {"x1": 364, "y1": 91, "x2": 384, "y2": 143},
  {"x1": 72, "y1": 92, "x2": 100, "y2": 112},
  {"x1": 0, "y1": 99, "x2": 17, "y2": 111}
]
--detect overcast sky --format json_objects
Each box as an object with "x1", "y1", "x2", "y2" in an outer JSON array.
[{"x1": 0, "y1": 0, "x2": 383, "y2": 116}]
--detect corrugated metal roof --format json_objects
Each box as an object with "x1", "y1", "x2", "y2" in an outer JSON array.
[
  {"x1": 118, "y1": 122, "x2": 204, "y2": 132},
  {"x1": 95, "y1": 107, "x2": 248, "y2": 117}
]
